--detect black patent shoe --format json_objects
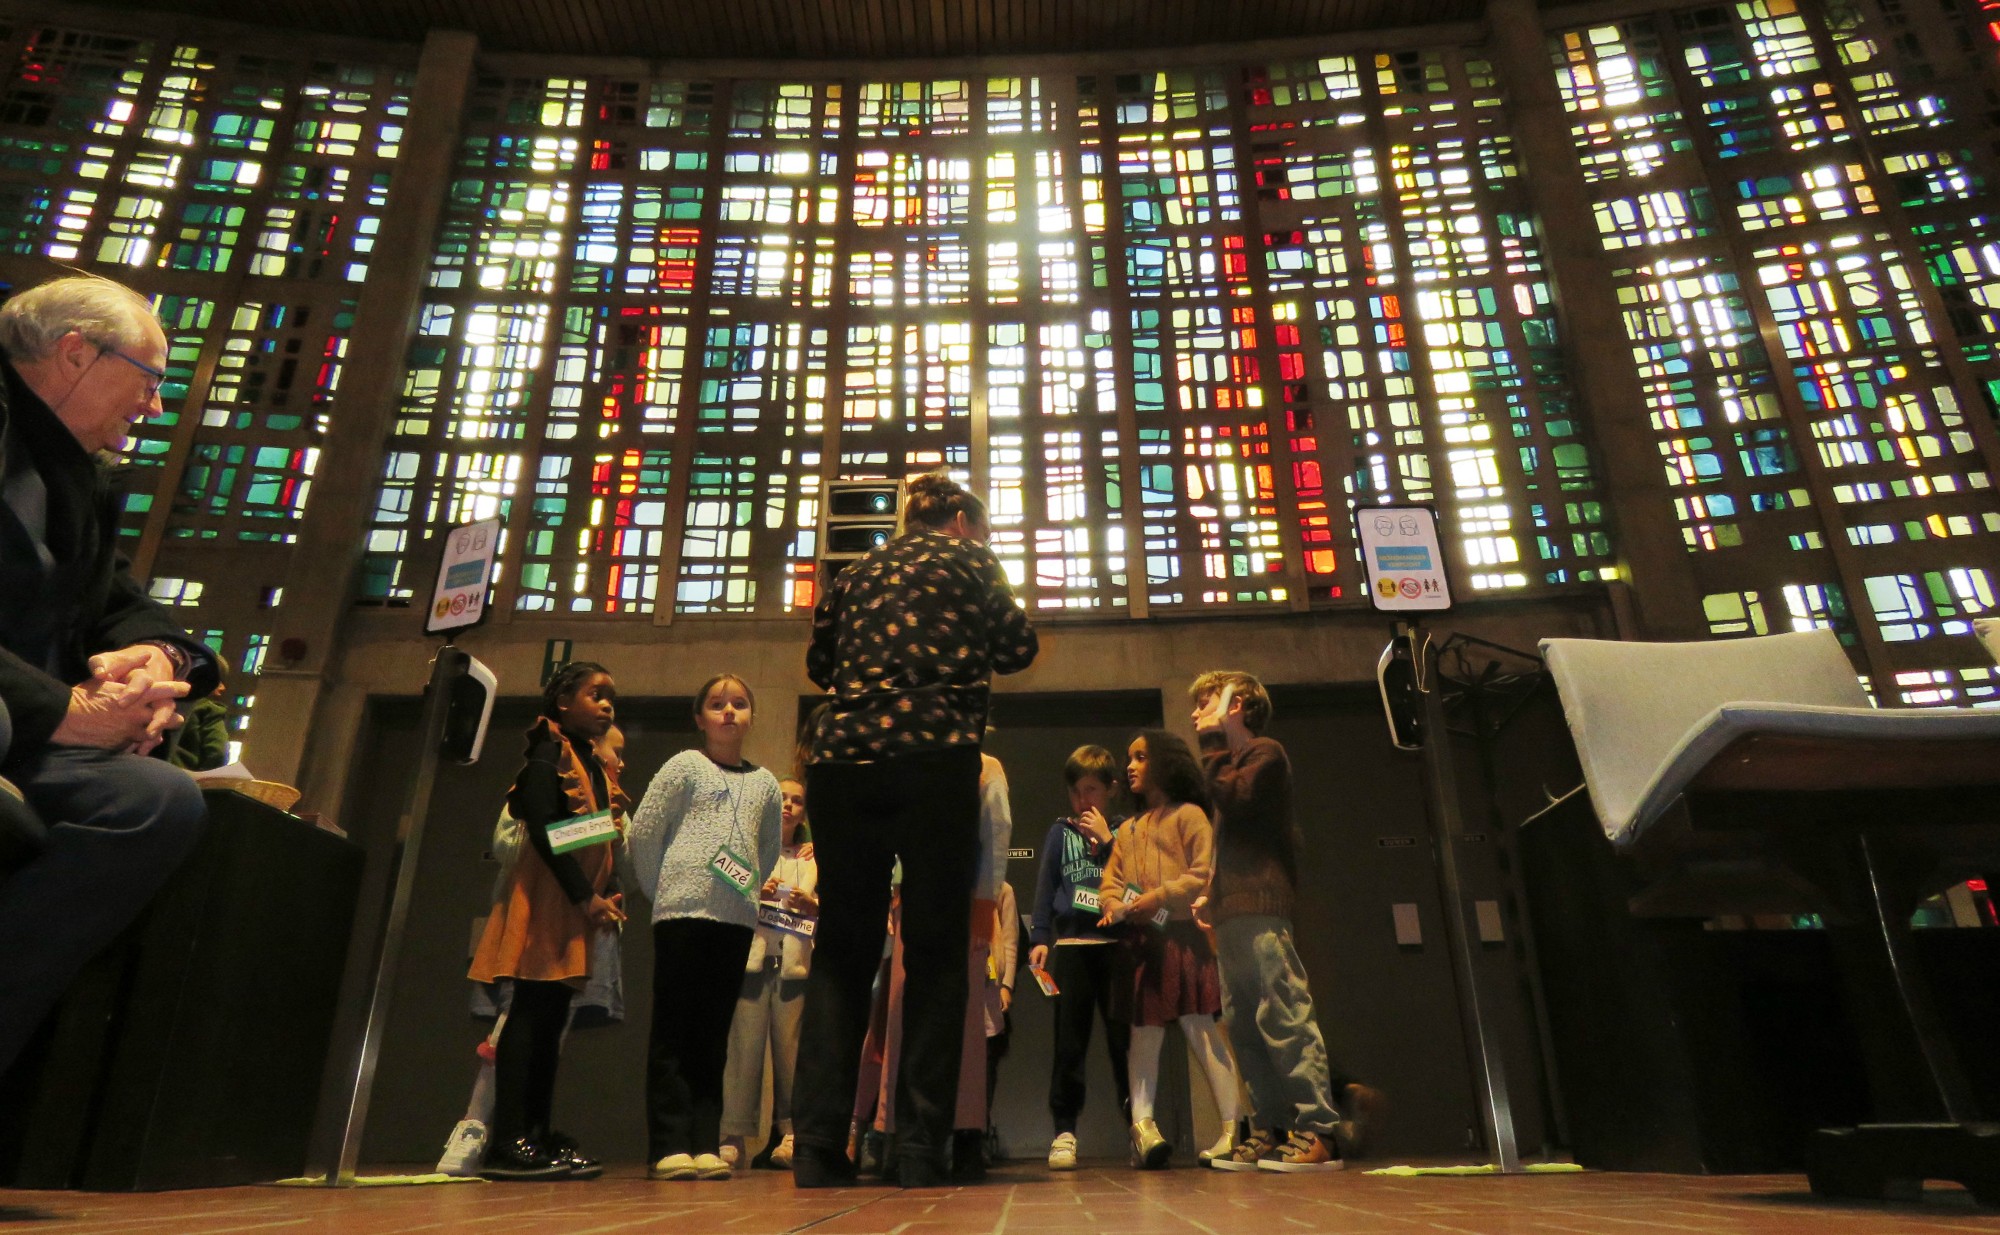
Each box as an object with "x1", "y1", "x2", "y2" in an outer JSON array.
[
  {"x1": 479, "y1": 1136, "x2": 572, "y2": 1181},
  {"x1": 545, "y1": 1130, "x2": 603, "y2": 1180}
]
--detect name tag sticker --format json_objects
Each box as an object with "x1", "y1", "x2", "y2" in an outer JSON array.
[
  {"x1": 710, "y1": 845, "x2": 758, "y2": 900},
  {"x1": 1071, "y1": 887, "x2": 1100, "y2": 913},
  {"x1": 545, "y1": 810, "x2": 617, "y2": 855},
  {"x1": 1152, "y1": 907, "x2": 1170, "y2": 927},
  {"x1": 757, "y1": 902, "x2": 817, "y2": 937}
]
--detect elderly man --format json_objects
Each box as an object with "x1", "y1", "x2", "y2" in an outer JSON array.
[{"x1": 0, "y1": 275, "x2": 217, "y2": 1074}]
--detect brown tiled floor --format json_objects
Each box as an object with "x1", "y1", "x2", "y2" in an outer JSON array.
[{"x1": 3, "y1": 1164, "x2": 1997, "y2": 1234}]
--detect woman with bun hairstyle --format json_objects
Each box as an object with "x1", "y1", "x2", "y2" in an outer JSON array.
[{"x1": 791, "y1": 472, "x2": 1039, "y2": 1189}]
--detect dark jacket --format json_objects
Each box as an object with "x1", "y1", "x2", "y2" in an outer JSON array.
[
  {"x1": 509, "y1": 727, "x2": 612, "y2": 906},
  {"x1": 1199, "y1": 734, "x2": 1301, "y2": 924},
  {"x1": 0, "y1": 361, "x2": 218, "y2": 766},
  {"x1": 806, "y1": 527, "x2": 1038, "y2": 763},
  {"x1": 167, "y1": 695, "x2": 231, "y2": 771}
]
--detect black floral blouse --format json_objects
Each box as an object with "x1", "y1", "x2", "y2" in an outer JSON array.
[{"x1": 806, "y1": 528, "x2": 1039, "y2": 763}]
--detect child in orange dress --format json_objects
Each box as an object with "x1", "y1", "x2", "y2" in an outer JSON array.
[{"x1": 468, "y1": 662, "x2": 625, "y2": 1180}]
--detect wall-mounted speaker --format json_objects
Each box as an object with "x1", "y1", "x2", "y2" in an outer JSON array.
[{"x1": 816, "y1": 478, "x2": 904, "y2": 585}]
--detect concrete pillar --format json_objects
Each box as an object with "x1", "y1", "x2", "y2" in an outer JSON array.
[
  {"x1": 243, "y1": 29, "x2": 478, "y2": 805},
  {"x1": 1485, "y1": 0, "x2": 1707, "y2": 640}
]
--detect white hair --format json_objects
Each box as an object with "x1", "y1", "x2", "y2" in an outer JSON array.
[{"x1": 0, "y1": 275, "x2": 158, "y2": 363}]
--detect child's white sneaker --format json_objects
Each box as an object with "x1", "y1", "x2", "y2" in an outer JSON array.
[
  {"x1": 693, "y1": 1152, "x2": 732, "y2": 1180},
  {"x1": 435, "y1": 1119, "x2": 487, "y2": 1177},
  {"x1": 771, "y1": 1134, "x2": 795, "y2": 1168},
  {"x1": 1047, "y1": 1132, "x2": 1078, "y2": 1170},
  {"x1": 649, "y1": 1152, "x2": 697, "y2": 1180}
]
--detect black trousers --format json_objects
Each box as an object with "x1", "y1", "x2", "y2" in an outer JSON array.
[
  {"x1": 795, "y1": 746, "x2": 981, "y2": 1168},
  {"x1": 0, "y1": 720, "x2": 209, "y2": 1075},
  {"x1": 492, "y1": 979, "x2": 573, "y2": 1145},
  {"x1": 1048, "y1": 943, "x2": 1132, "y2": 1134},
  {"x1": 647, "y1": 917, "x2": 753, "y2": 1159}
]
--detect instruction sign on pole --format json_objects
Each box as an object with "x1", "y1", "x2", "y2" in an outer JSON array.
[
  {"x1": 426, "y1": 517, "x2": 500, "y2": 635},
  {"x1": 1357, "y1": 505, "x2": 1453, "y2": 613}
]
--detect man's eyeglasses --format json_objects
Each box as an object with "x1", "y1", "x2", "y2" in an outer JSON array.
[{"x1": 94, "y1": 345, "x2": 165, "y2": 398}]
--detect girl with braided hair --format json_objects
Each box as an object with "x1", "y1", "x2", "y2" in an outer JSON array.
[{"x1": 468, "y1": 661, "x2": 625, "y2": 1180}]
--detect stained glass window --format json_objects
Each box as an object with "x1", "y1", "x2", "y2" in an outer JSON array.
[
  {"x1": 1553, "y1": 0, "x2": 2000, "y2": 702},
  {"x1": 23, "y1": 3, "x2": 1999, "y2": 714},
  {"x1": 358, "y1": 52, "x2": 1619, "y2": 620}
]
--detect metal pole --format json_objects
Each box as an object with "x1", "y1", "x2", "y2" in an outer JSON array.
[
  {"x1": 1410, "y1": 620, "x2": 1523, "y2": 1171},
  {"x1": 319, "y1": 645, "x2": 464, "y2": 1184}
]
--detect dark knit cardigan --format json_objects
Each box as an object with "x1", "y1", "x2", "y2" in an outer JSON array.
[{"x1": 1200, "y1": 734, "x2": 1302, "y2": 924}]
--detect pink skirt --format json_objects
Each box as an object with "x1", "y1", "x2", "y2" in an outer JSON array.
[{"x1": 1127, "y1": 921, "x2": 1221, "y2": 1027}]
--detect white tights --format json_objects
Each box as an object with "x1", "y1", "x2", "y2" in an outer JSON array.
[{"x1": 1128, "y1": 1014, "x2": 1241, "y2": 1125}]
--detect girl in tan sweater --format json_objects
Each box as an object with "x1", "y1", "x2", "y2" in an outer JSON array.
[{"x1": 1098, "y1": 729, "x2": 1243, "y2": 1169}]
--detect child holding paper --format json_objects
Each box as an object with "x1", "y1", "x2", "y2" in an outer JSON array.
[
  {"x1": 630, "y1": 674, "x2": 782, "y2": 1182},
  {"x1": 468, "y1": 662, "x2": 625, "y2": 1181},
  {"x1": 720, "y1": 777, "x2": 817, "y2": 1170},
  {"x1": 1027, "y1": 745, "x2": 1131, "y2": 1170}
]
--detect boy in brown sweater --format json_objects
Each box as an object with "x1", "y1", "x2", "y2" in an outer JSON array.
[{"x1": 1189, "y1": 670, "x2": 1384, "y2": 1172}]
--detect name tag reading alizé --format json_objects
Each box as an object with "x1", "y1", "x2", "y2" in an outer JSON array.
[
  {"x1": 710, "y1": 845, "x2": 758, "y2": 900},
  {"x1": 545, "y1": 810, "x2": 617, "y2": 855}
]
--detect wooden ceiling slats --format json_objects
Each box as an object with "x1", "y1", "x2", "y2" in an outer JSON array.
[
  {"x1": 577, "y1": 0, "x2": 614, "y2": 62},
  {"x1": 777, "y1": 0, "x2": 804, "y2": 59},
  {"x1": 691, "y1": 19, "x2": 720, "y2": 56},
  {"x1": 972, "y1": 0, "x2": 992, "y2": 59},
  {"x1": 745, "y1": 0, "x2": 781, "y2": 61},
  {"x1": 935, "y1": 0, "x2": 958, "y2": 62},
  {"x1": 851, "y1": 0, "x2": 873, "y2": 58},
  {"x1": 72, "y1": 0, "x2": 1492, "y2": 61},
  {"x1": 527, "y1": 0, "x2": 565, "y2": 54},
  {"x1": 724, "y1": 0, "x2": 751, "y2": 55},
  {"x1": 802, "y1": 0, "x2": 836, "y2": 65}
]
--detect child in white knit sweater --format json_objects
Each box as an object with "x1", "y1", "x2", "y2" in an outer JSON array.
[{"x1": 629, "y1": 673, "x2": 782, "y2": 1181}]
